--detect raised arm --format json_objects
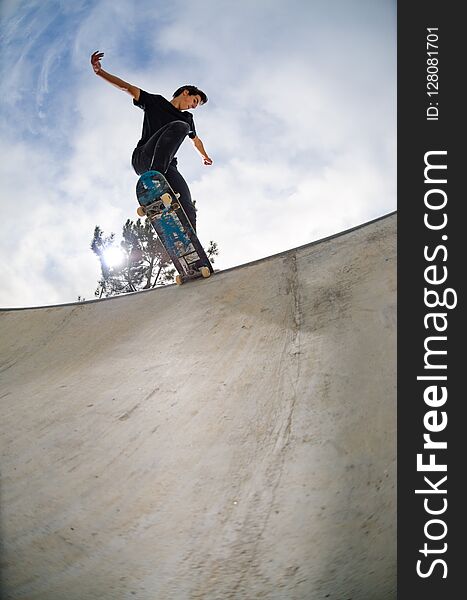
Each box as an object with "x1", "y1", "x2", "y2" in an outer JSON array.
[{"x1": 90, "y1": 51, "x2": 140, "y2": 101}]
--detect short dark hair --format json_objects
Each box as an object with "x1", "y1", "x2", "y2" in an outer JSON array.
[{"x1": 172, "y1": 85, "x2": 208, "y2": 105}]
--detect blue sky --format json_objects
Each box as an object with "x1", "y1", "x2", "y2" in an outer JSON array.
[{"x1": 0, "y1": 0, "x2": 396, "y2": 307}]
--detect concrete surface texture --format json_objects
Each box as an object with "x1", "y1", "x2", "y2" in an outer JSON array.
[{"x1": 0, "y1": 213, "x2": 396, "y2": 600}]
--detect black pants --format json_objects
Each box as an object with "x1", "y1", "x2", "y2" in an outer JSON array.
[{"x1": 132, "y1": 120, "x2": 197, "y2": 230}]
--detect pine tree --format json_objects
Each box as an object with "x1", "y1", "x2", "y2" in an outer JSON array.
[{"x1": 91, "y1": 220, "x2": 219, "y2": 298}]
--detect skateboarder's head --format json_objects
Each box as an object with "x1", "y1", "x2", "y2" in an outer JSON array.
[{"x1": 172, "y1": 85, "x2": 208, "y2": 110}]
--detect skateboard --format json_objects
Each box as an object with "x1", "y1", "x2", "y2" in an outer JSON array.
[{"x1": 136, "y1": 170, "x2": 213, "y2": 285}]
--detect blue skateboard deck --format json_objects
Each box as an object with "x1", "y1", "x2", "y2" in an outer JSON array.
[{"x1": 136, "y1": 171, "x2": 213, "y2": 285}]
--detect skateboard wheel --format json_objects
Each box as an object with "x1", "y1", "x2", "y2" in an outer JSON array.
[
  {"x1": 200, "y1": 267, "x2": 211, "y2": 279},
  {"x1": 175, "y1": 274, "x2": 184, "y2": 285},
  {"x1": 161, "y1": 193, "x2": 172, "y2": 207},
  {"x1": 172, "y1": 203, "x2": 180, "y2": 210},
  {"x1": 137, "y1": 206, "x2": 146, "y2": 217}
]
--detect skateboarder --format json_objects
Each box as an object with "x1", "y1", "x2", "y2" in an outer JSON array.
[{"x1": 90, "y1": 51, "x2": 213, "y2": 231}]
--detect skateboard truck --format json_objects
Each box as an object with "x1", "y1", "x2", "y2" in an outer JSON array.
[
  {"x1": 137, "y1": 197, "x2": 180, "y2": 219},
  {"x1": 175, "y1": 266, "x2": 211, "y2": 285}
]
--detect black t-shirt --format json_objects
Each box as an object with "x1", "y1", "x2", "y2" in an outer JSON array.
[{"x1": 133, "y1": 90, "x2": 197, "y2": 149}]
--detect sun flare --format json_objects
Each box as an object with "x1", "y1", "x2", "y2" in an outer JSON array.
[{"x1": 103, "y1": 246, "x2": 125, "y2": 268}]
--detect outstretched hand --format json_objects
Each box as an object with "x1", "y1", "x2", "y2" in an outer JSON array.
[
  {"x1": 203, "y1": 157, "x2": 213, "y2": 166},
  {"x1": 91, "y1": 51, "x2": 104, "y2": 74}
]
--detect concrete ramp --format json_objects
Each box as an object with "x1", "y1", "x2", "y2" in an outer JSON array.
[{"x1": 0, "y1": 213, "x2": 396, "y2": 600}]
